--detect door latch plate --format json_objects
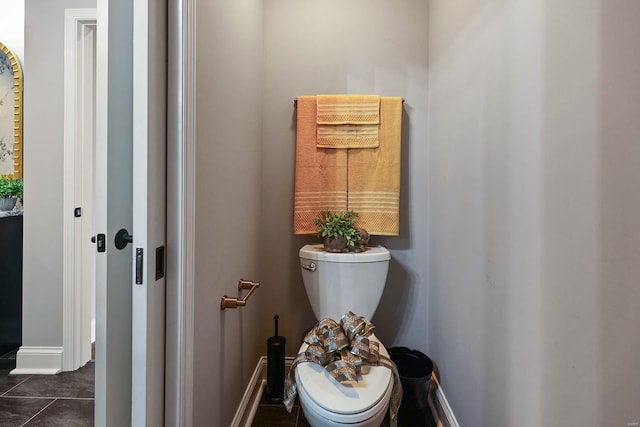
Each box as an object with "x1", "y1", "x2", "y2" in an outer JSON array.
[
  {"x1": 136, "y1": 248, "x2": 144, "y2": 284},
  {"x1": 96, "y1": 234, "x2": 106, "y2": 253}
]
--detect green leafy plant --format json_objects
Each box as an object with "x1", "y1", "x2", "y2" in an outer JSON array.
[
  {"x1": 0, "y1": 176, "x2": 23, "y2": 198},
  {"x1": 314, "y1": 210, "x2": 360, "y2": 250}
]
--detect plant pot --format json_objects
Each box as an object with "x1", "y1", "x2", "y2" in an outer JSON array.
[
  {"x1": 0, "y1": 197, "x2": 17, "y2": 211},
  {"x1": 323, "y1": 236, "x2": 348, "y2": 253}
]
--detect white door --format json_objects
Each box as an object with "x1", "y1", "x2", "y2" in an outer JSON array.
[
  {"x1": 94, "y1": 0, "x2": 167, "y2": 425},
  {"x1": 131, "y1": 0, "x2": 167, "y2": 425}
]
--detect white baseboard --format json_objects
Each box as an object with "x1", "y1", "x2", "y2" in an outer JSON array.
[
  {"x1": 231, "y1": 356, "x2": 295, "y2": 427},
  {"x1": 430, "y1": 376, "x2": 460, "y2": 427},
  {"x1": 230, "y1": 356, "x2": 267, "y2": 427},
  {"x1": 10, "y1": 346, "x2": 63, "y2": 375}
]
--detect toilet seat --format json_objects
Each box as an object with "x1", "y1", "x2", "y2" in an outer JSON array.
[{"x1": 295, "y1": 336, "x2": 393, "y2": 424}]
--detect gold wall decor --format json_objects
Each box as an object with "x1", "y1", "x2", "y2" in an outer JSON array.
[{"x1": 0, "y1": 42, "x2": 23, "y2": 179}]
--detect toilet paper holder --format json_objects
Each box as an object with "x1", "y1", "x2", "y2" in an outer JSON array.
[{"x1": 220, "y1": 279, "x2": 260, "y2": 310}]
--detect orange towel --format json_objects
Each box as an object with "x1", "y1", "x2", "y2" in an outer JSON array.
[
  {"x1": 316, "y1": 94, "x2": 381, "y2": 149},
  {"x1": 347, "y1": 97, "x2": 402, "y2": 235},
  {"x1": 293, "y1": 96, "x2": 348, "y2": 234},
  {"x1": 316, "y1": 94, "x2": 380, "y2": 124},
  {"x1": 316, "y1": 124, "x2": 380, "y2": 149}
]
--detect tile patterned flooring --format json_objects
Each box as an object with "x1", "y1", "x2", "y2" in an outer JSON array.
[
  {"x1": 0, "y1": 354, "x2": 94, "y2": 427},
  {"x1": 1, "y1": 351, "x2": 434, "y2": 426},
  {"x1": 251, "y1": 396, "x2": 308, "y2": 427}
]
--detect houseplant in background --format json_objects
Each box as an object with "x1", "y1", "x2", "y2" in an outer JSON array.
[
  {"x1": 0, "y1": 176, "x2": 23, "y2": 211},
  {"x1": 314, "y1": 210, "x2": 369, "y2": 253}
]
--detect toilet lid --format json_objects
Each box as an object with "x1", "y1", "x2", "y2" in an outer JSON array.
[
  {"x1": 299, "y1": 244, "x2": 390, "y2": 263},
  {"x1": 295, "y1": 337, "x2": 393, "y2": 418}
]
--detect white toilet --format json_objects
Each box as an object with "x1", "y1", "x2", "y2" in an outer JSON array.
[{"x1": 297, "y1": 243, "x2": 392, "y2": 427}]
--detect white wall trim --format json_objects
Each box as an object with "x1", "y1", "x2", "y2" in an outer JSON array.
[
  {"x1": 165, "y1": 0, "x2": 195, "y2": 425},
  {"x1": 230, "y1": 356, "x2": 267, "y2": 427},
  {"x1": 10, "y1": 347, "x2": 64, "y2": 375},
  {"x1": 231, "y1": 356, "x2": 295, "y2": 427},
  {"x1": 180, "y1": 0, "x2": 196, "y2": 420},
  {"x1": 62, "y1": 7, "x2": 97, "y2": 373},
  {"x1": 183, "y1": 0, "x2": 196, "y2": 426},
  {"x1": 430, "y1": 376, "x2": 460, "y2": 427}
]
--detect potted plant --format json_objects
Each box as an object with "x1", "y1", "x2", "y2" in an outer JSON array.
[
  {"x1": 314, "y1": 210, "x2": 369, "y2": 253},
  {"x1": 0, "y1": 176, "x2": 23, "y2": 211}
]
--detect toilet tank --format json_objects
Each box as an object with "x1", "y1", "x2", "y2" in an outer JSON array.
[{"x1": 299, "y1": 244, "x2": 390, "y2": 321}]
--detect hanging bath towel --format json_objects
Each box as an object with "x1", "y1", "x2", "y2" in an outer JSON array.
[
  {"x1": 293, "y1": 96, "x2": 348, "y2": 234},
  {"x1": 347, "y1": 96, "x2": 402, "y2": 236}
]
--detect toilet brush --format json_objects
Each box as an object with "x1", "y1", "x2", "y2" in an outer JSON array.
[{"x1": 266, "y1": 315, "x2": 286, "y2": 402}]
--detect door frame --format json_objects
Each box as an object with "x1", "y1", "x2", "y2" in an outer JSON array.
[
  {"x1": 62, "y1": 8, "x2": 97, "y2": 373},
  {"x1": 61, "y1": 1, "x2": 196, "y2": 423},
  {"x1": 165, "y1": 0, "x2": 196, "y2": 424}
]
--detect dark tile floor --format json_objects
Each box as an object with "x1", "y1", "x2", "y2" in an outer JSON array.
[
  {"x1": 2, "y1": 350, "x2": 435, "y2": 427},
  {"x1": 0, "y1": 351, "x2": 94, "y2": 427}
]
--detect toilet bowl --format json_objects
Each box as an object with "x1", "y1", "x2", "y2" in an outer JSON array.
[
  {"x1": 295, "y1": 337, "x2": 393, "y2": 427},
  {"x1": 297, "y1": 244, "x2": 392, "y2": 427}
]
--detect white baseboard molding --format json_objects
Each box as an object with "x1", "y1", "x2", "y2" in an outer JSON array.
[
  {"x1": 231, "y1": 356, "x2": 295, "y2": 427},
  {"x1": 430, "y1": 376, "x2": 460, "y2": 427},
  {"x1": 10, "y1": 346, "x2": 63, "y2": 375},
  {"x1": 230, "y1": 356, "x2": 266, "y2": 427}
]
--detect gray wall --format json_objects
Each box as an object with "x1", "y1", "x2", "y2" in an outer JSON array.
[
  {"x1": 258, "y1": 0, "x2": 430, "y2": 355},
  {"x1": 192, "y1": 0, "x2": 429, "y2": 424},
  {"x1": 428, "y1": 0, "x2": 640, "y2": 425},
  {"x1": 22, "y1": 0, "x2": 96, "y2": 348},
  {"x1": 594, "y1": 2, "x2": 640, "y2": 422},
  {"x1": 193, "y1": 1, "x2": 264, "y2": 425},
  {"x1": 0, "y1": 1, "x2": 24, "y2": 65}
]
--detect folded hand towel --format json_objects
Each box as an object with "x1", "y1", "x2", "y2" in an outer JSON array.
[
  {"x1": 316, "y1": 94, "x2": 380, "y2": 125},
  {"x1": 347, "y1": 97, "x2": 402, "y2": 236},
  {"x1": 317, "y1": 94, "x2": 381, "y2": 149},
  {"x1": 316, "y1": 124, "x2": 380, "y2": 149},
  {"x1": 294, "y1": 96, "x2": 348, "y2": 234}
]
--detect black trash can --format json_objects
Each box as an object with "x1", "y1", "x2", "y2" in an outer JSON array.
[{"x1": 388, "y1": 347, "x2": 434, "y2": 426}]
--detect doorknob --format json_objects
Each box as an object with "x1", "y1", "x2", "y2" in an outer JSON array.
[{"x1": 114, "y1": 228, "x2": 133, "y2": 250}]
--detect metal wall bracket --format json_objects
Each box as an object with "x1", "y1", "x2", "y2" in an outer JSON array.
[{"x1": 220, "y1": 279, "x2": 260, "y2": 310}]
